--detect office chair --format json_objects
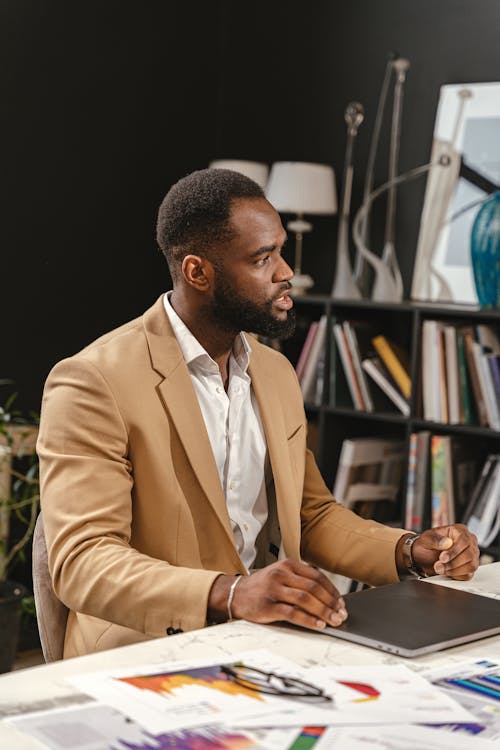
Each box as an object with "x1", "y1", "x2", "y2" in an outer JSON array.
[{"x1": 32, "y1": 513, "x2": 69, "y2": 662}]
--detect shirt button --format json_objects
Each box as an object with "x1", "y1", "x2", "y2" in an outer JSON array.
[
  {"x1": 243, "y1": 523, "x2": 249, "y2": 531},
  {"x1": 229, "y1": 481, "x2": 236, "y2": 490},
  {"x1": 216, "y1": 386, "x2": 222, "y2": 394}
]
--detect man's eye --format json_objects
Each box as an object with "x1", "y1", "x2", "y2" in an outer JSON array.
[{"x1": 256, "y1": 256, "x2": 271, "y2": 265}]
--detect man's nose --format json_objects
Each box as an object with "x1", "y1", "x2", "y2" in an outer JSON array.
[{"x1": 273, "y1": 255, "x2": 294, "y2": 283}]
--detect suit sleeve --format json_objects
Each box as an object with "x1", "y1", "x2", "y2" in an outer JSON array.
[
  {"x1": 299, "y1": 447, "x2": 407, "y2": 586},
  {"x1": 37, "y1": 357, "x2": 221, "y2": 637}
]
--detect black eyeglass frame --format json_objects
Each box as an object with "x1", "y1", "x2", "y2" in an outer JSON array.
[{"x1": 220, "y1": 662, "x2": 333, "y2": 702}]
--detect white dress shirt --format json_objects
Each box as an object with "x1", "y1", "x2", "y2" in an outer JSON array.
[{"x1": 163, "y1": 293, "x2": 269, "y2": 571}]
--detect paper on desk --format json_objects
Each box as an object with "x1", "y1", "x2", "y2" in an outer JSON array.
[
  {"x1": 312, "y1": 723, "x2": 498, "y2": 749},
  {"x1": 421, "y1": 562, "x2": 500, "y2": 600},
  {"x1": 292, "y1": 664, "x2": 475, "y2": 727},
  {"x1": 68, "y1": 652, "x2": 474, "y2": 733},
  {"x1": 422, "y1": 657, "x2": 500, "y2": 741},
  {"x1": 7, "y1": 701, "x2": 300, "y2": 750},
  {"x1": 67, "y1": 650, "x2": 333, "y2": 734}
]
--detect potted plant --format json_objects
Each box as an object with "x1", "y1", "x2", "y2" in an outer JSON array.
[{"x1": 0, "y1": 384, "x2": 39, "y2": 672}]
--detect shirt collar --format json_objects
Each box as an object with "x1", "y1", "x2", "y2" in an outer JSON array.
[{"x1": 163, "y1": 292, "x2": 251, "y2": 373}]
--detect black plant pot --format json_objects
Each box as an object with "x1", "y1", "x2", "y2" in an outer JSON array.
[{"x1": 0, "y1": 580, "x2": 26, "y2": 673}]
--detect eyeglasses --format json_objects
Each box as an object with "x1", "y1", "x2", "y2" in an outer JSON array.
[{"x1": 221, "y1": 662, "x2": 333, "y2": 703}]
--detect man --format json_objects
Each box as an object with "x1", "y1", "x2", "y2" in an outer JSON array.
[{"x1": 38, "y1": 169, "x2": 479, "y2": 658}]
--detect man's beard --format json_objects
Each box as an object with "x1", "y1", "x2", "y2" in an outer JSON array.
[{"x1": 209, "y1": 276, "x2": 296, "y2": 340}]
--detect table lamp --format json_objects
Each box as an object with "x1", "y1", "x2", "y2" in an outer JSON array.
[
  {"x1": 209, "y1": 159, "x2": 269, "y2": 189},
  {"x1": 266, "y1": 162, "x2": 337, "y2": 295}
]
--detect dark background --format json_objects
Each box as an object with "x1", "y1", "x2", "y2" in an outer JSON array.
[{"x1": 2, "y1": 0, "x2": 499, "y2": 413}]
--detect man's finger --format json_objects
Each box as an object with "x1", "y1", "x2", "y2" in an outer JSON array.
[
  {"x1": 274, "y1": 584, "x2": 347, "y2": 627},
  {"x1": 421, "y1": 530, "x2": 454, "y2": 550},
  {"x1": 286, "y1": 570, "x2": 345, "y2": 612}
]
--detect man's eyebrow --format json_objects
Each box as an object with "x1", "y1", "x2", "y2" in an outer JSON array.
[{"x1": 250, "y1": 239, "x2": 288, "y2": 258}]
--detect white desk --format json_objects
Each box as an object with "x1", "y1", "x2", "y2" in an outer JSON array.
[{"x1": 2, "y1": 563, "x2": 500, "y2": 748}]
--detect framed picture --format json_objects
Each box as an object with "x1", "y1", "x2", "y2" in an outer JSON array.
[{"x1": 411, "y1": 81, "x2": 500, "y2": 304}]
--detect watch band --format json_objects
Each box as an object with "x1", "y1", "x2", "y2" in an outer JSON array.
[{"x1": 402, "y1": 533, "x2": 426, "y2": 578}]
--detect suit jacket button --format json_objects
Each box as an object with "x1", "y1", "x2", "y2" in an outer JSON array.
[{"x1": 166, "y1": 627, "x2": 176, "y2": 635}]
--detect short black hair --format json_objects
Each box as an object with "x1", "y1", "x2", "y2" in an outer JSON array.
[{"x1": 156, "y1": 168, "x2": 265, "y2": 281}]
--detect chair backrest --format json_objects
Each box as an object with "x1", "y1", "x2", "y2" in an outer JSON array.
[{"x1": 32, "y1": 513, "x2": 69, "y2": 662}]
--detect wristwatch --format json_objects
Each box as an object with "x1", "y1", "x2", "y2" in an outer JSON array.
[{"x1": 401, "y1": 533, "x2": 427, "y2": 578}]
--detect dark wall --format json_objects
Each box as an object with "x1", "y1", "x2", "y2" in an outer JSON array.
[
  {"x1": 3, "y1": 0, "x2": 500, "y2": 412},
  {"x1": 215, "y1": 0, "x2": 500, "y2": 296},
  {"x1": 2, "y1": 1, "x2": 220, "y2": 411}
]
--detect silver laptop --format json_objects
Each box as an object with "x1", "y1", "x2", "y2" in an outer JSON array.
[{"x1": 322, "y1": 578, "x2": 500, "y2": 657}]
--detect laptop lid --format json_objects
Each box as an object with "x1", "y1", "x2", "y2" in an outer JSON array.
[{"x1": 322, "y1": 579, "x2": 500, "y2": 657}]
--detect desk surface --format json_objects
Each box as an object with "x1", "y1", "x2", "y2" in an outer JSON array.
[{"x1": 2, "y1": 563, "x2": 500, "y2": 748}]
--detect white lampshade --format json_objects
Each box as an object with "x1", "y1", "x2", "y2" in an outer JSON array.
[
  {"x1": 266, "y1": 162, "x2": 337, "y2": 215},
  {"x1": 209, "y1": 159, "x2": 269, "y2": 189}
]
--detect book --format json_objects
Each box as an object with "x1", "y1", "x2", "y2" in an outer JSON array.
[
  {"x1": 462, "y1": 327, "x2": 489, "y2": 427},
  {"x1": 361, "y1": 357, "x2": 410, "y2": 416},
  {"x1": 295, "y1": 321, "x2": 319, "y2": 382},
  {"x1": 475, "y1": 324, "x2": 500, "y2": 355},
  {"x1": 472, "y1": 340, "x2": 500, "y2": 430},
  {"x1": 473, "y1": 326, "x2": 500, "y2": 430},
  {"x1": 421, "y1": 320, "x2": 441, "y2": 422},
  {"x1": 333, "y1": 437, "x2": 406, "y2": 510},
  {"x1": 413, "y1": 431, "x2": 431, "y2": 532},
  {"x1": 468, "y1": 459, "x2": 500, "y2": 547},
  {"x1": 444, "y1": 324, "x2": 461, "y2": 424},
  {"x1": 488, "y1": 354, "x2": 500, "y2": 410},
  {"x1": 452, "y1": 446, "x2": 477, "y2": 520},
  {"x1": 431, "y1": 435, "x2": 454, "y2": 527},
  {"x1": 404, "y1": 433, "x2": 418, "y2": 529},
  {"x1": 301, "y1": 315, "x2": 327, "y2": 403},
  {"x1": 372, "y1": 335, "x2": 411, "y2": 399},
  {"x1": 342, "y1": 321, "x2": 374, "y2": 412},
  {"x1": 438, "y1": 324, "x2": 449, "y2": 423},
  {"x1": 456, "y1": 329, "x2": 476, "y2": 425},
  {"x1": 462, "y1": 454, "x2": 499, "y2": 524},
  {"x1": 333, "y1": 323, "x2": 365, "y2": 410}
]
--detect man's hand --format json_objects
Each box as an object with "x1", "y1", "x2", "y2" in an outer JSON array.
[
  {"x1": 207, "y1": 560, "x2": 347, "y2": 631},
  {"x1": 399, "y1": 524, "x2": 480, "y2": 580}
]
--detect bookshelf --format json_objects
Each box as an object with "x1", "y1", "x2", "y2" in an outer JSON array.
[{"x1": 281, "y1": 296, "x2": 500, "y2": 560}]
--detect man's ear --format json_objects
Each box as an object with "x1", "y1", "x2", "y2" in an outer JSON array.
[{"x1": 181, "y1": 255, "x2": 215, "y2": 291}]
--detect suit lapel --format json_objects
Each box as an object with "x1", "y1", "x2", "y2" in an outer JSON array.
[
  {"x1": 248, "y1": 340, "x2": 301, "y2": 559},
  {"x1": 142, "y1": 298, "x2": 238, "y2": 554}
]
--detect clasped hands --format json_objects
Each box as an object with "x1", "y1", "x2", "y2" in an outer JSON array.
[{"x1": 207, "y1": 524, "x2": 479, "y2": 632}]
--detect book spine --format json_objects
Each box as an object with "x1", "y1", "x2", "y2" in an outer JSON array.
[
  {"x1": 421, "y1": 321, "x2": 434, "y2": 421},
  {"x1": 361, "y1": 358, "x2": 410, "y2": 416},
  {"x1": 444, "y1": 325, "x2": 461, "y2": 424},
  {"x1": 405, "y1": 433, "x2": 418, "y2": 529},
  {"x1": 333, "y1": 324, "x2": 364, "y2": 410},
  {"x1": 488, "y1": 355, "x2": 500, "y2": 411},
  {"x1": 469, "y1": 461, "x2": 500, "y2": 546},
  {"x1": 462, "y1": 454, "x2": 497, "y2": 524},
  {"x1": 431, "y1": 435, "x2": 449, "y2": 527},
  {"x1": 456, "y1": 331, "x2": 474, "y2": 424},
  {"x1": 342, "y1": 321, "x2": 374, "y2": 412},
  {"x1": 474, "y1": 343, "x2": 500, "y2": 430},
  {"x1": 444, "y1": 436, "x2": 455, "y2": 525},
  {"x1": 295, "y1": 321, "x2": 319, "y2": 382},
  {"x1": 301, "y1": 315, "x2": 327, "y2": 403},
  {"x1": 464, "y1": 332, "x2": 489, "y2": 426},
  {"x1": 437, "y1": 324, "x2": 449, "y2": 424},
  {"x1": 372, "y1": 335, "x2": 411, "y2": 399},
  {"x1": 413, "y1": 431, "x2": 430, "y2": 532},
  {"x1": 472, "y1": 341, "x2": 500, "y2": 430}
]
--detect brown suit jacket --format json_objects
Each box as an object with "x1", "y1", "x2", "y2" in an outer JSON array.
[{"x1": 37, "y1": 296, "x2": 404, "y2": 658}]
